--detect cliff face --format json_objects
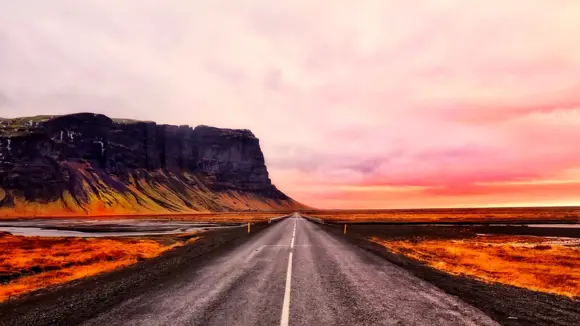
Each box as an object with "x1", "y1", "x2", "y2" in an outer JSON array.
[{"x1": 0, "y1": 113, "x2": 305, "y2": 217}]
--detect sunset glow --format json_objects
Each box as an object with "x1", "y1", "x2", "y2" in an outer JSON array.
[{"x1": 2, "y1": 1, "x2": 580, "y2": 208}]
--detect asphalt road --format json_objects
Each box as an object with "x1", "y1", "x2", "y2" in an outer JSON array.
[{"x1": 82, "y1": 213, "x2": 499, "y2": 326}]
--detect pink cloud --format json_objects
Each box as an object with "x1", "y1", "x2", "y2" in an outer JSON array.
[{"x1": 2, "y1": 1, "x2": 580, "y2": 208}]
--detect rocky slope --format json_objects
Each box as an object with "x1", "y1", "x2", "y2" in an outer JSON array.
[{"x1": 0, "y1": 113, "x2": 305, "y2": 217}]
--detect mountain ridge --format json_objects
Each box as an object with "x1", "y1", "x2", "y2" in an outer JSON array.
[{"x1": 0, "y1": 113, "x2": 306, "y2": 217}]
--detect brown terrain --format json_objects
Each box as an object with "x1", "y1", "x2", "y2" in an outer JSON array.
[
  {"x1": 303, "y1": 206, "x2": 580, "y2": 223},
  {"x1": 0, "y1": 212, "x2": 295, "y2": 223}
]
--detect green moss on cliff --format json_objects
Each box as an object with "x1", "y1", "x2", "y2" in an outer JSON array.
[
  {"x1": 0, "y1": 114, "x2": 158, "y2": 137},
  {"x1": 0, "y1": 115, "x2": 56, "y2": 137}
]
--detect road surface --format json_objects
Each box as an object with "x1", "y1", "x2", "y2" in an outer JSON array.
[{"x1": 82, "y1": 213, "x2": 499, "y2": 326}]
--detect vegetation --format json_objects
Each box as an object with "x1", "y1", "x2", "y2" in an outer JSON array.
[
  {"x1": 112, "y1": 118, "x2": 153, "y2": 124},
  {"x1": 308, "y1": 207, "x2": 580, "y2": 223},
  {"x1": 0, "y1": 160, "x2": 300, "y2": 217},
  {"x1": 371, "y1": 234, "x2": 580, "y2": 298},
  {"x1": 0, "y1": 232, "x2": 198, "y2": 302},
  {"x1": 0, "y1": 115, "x2": 55, "y2": 137},
  {"x1": 0, "y1": 114, "x2": 152, "y2": 137}
]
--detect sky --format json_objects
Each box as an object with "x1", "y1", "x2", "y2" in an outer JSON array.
[{"x1": 1, "y1": 1, "x2": 580, "y2": 209}]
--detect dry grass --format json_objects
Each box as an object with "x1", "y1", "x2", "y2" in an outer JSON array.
[
  {"x1": 307, "y1": 207, "x2": 580, "y2": 223},
  {"x1": 371, "y1": 234, "x2": 580, "y2": 298},
  {"x1": 0, "y1": 207, "x2": 290, "y2": 223},
  {"x1": 147, "y1": 212, "x2": 292, "y2": 223},
  {"x1": 0, "y1": 232, "x2": 197, "y2": 302}
]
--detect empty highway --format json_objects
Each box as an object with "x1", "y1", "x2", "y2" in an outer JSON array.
[{"x1": 78, "y1": 213, "x2": 498, "y2": 326}]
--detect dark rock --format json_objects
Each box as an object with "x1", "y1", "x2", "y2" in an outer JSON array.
[{"x1": 0, "y1": 113, "x2": 300, "y2": 213}]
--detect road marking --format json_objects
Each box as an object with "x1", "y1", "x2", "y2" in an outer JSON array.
[
  {"x1": 280, "y1": 251, "x2": 293, "y2": 326},
  {"x1": 256, "y1": 245, "x2": 311, "y2": 249},
  {"x1": 291, "y1": 219, "x2": 296, "y2": 248},
  {"x1": 281, "y1": 215, "x2": 297, "y2": 326}
]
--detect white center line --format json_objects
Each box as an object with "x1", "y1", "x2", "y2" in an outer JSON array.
[
  {"x1": 280, "y1": 252, "x2": 293, "y2": 326},
  {"x1": 280, "y1": 216, "x2": 297, "y2": 326}
]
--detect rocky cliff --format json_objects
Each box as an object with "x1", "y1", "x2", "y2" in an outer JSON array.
[{"x1": 0, "y1": 113, "x2": 305, "y2": 217}]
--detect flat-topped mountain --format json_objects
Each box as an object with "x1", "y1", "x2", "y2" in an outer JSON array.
[{"x1": 0, "y1": 113, "x2": 306, "y2": 216}]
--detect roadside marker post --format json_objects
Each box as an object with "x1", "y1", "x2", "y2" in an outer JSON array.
[
  {"x1": 344, "y1": 224, "x2": 347, "y2": 234},
  {"x1": 248, "y1": 222, "x2": 251, "y2": 233}
]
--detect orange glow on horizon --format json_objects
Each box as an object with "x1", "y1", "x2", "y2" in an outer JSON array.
[{"x1": 272, "y1": 168, "x2": 580, "y2": 209}]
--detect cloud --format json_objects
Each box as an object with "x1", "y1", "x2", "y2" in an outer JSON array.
[
  {"x1": 2, "y1": 1, "x2": 580, "y2": 208},
  {"x1": 0, "y1": 91, "x2": 9, "y2": 109}
]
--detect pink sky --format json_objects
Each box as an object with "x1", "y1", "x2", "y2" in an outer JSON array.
[{"x1": 2, "y1": 1, "x2": 580, "y2": 208}]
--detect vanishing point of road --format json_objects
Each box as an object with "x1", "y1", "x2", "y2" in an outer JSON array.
[{"x1": 82, "y1": 213, "x2": 499, "y2": 326}]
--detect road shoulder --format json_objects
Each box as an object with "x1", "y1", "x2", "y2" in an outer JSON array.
[
  {"x1": 0, "y1": 223, "x2": 271, "y2": 326},
  {"x1": 312, "y1": 222, "x2": 580, "y2": 326}
]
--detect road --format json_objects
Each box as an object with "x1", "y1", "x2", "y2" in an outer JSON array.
[{"x1": 82, "y1": 213, "x2": 499, "y2": 326}]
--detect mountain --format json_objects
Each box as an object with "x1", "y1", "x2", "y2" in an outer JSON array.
[{"x1": 0, "y1": 113, "x2": 306, "y2": 217}]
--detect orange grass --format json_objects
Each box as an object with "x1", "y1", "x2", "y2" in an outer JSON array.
[
  {"x1": 0, "y1": 233, "x2": 196, "y2": 302},
  {"x1": 308, "y1": 207, "x2": 580, "y2": 223},
  {"x1": 371, "y1": 235, "x2": 580, "y2": 298}
]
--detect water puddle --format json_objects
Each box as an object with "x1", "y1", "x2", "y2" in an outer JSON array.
[{"x1": 0, "y1": 219, "x2": 242, "y2": 237}]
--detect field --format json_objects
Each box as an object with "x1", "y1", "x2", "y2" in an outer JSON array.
[
  {"x1": 130, "y1": 212, "x2": 291, "y2": 223},
  {"x1": 321, "y1": 206, "x2": 580, "y2": 299},
  {"x1": 0, "y1": 212, "x2": 286, "y2": 301},
  {"x1": 0, "y1": 212, "x2": 290, "y2": 223},
  {"x1": 371, "y1": 233, "x2": 580, "y2": 298},
  {"x1": 0, "y1": 232, "x2": 198, "y2": 302},
  {"x1": 305, "y1": 206, "x2": 580, "y2": 223}
]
